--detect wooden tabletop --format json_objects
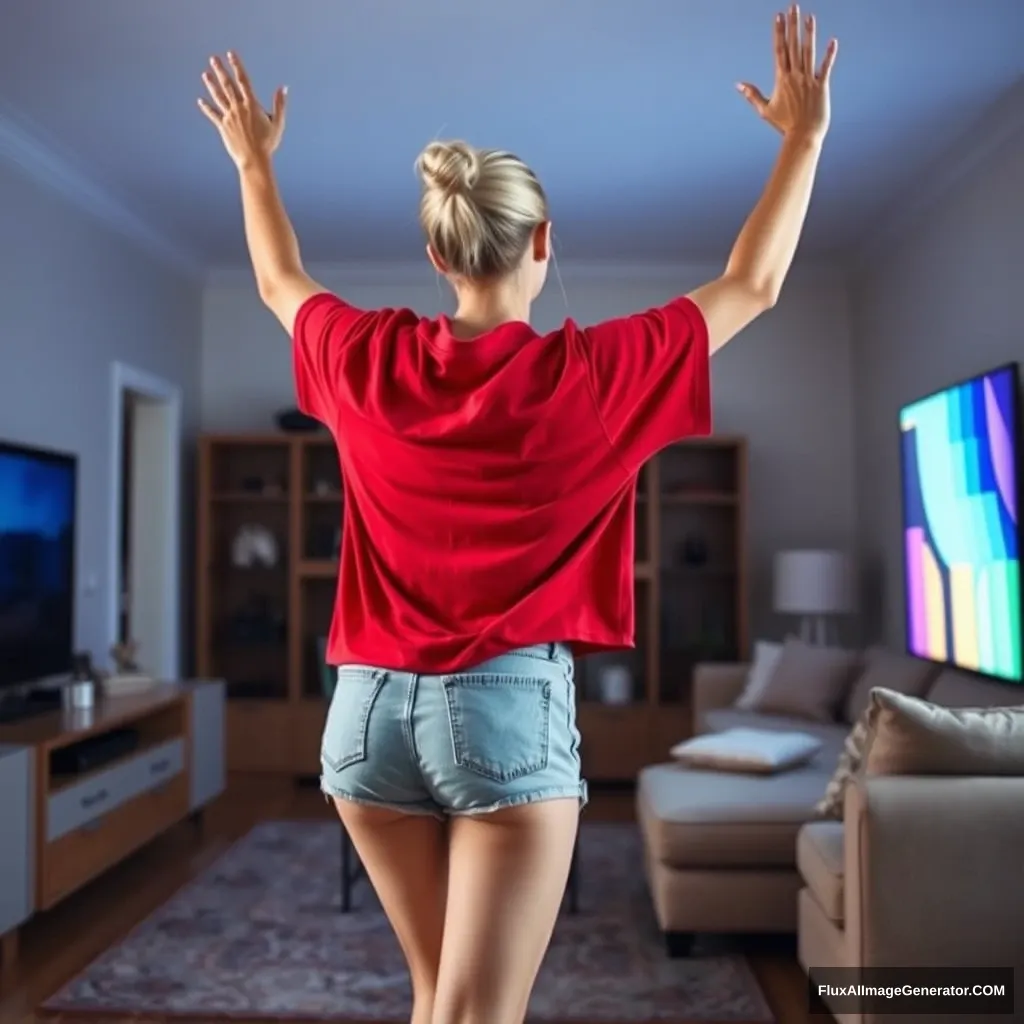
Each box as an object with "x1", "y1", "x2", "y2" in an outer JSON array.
[{"x1": 0, "y1": 685, "x2": 186, "y2": 750}]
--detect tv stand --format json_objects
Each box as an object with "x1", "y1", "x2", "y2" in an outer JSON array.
[
  {"x1": 0, "y1": 687, "x2": 63, "y2": 725},
  {"x1": 0, "y1": 680, "x2": 226, "y2": 983}
]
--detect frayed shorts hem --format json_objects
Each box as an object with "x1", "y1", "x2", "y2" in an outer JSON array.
[
  {"x1": 320, "y1": 781, "x2": 446, "y2": 819},
  {"x1": 449, "y1": 783, "x2": 588, "y2": 817},
  {"x1": 320, "y1": 778, "x2": 588, "y2": 819}
]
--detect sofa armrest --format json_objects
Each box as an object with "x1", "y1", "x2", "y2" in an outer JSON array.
[
  {"x1": 692, "y1": 662, "x2": 748, "y2": 734},
  {"x1": 844, "y1": 775, "x2": 1024, "y2": 968}
]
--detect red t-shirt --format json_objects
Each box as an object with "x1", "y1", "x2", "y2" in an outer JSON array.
[{"x1": 292, "y1": 293, "x2": 711, "y2": 672}]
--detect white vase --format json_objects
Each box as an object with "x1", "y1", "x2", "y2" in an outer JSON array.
[{"x1": 598, "y1": 666, "x2": 633, "y2": 705}]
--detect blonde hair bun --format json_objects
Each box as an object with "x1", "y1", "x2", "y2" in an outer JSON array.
[
  {"x1": 414, "y1": 138, "x2": 549, "y2": 280},
  {"x1": 416, "y1": 140, "x2": 481, "y2": 198}
]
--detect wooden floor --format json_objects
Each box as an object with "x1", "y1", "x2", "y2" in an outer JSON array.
[{"x1": 0, "y1": 774, "x2": 829, "y2": 1024}]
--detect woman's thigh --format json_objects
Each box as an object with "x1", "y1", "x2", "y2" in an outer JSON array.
[{"x1": 432, "y1": 797, "x2": 579, "y2": 1024}]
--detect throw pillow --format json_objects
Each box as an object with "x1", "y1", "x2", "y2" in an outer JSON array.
[
  {"x1": 670, "y1": 727, "x2": 823, "y2": 775},
  {"x1": 842, "y1": 646, "x2": 938, "y2": 724},
  {"x1": 815, "y1": 707, "x2": 875, "y2": 819},
  {"x1": 734, "y1": 640, "x2": 785, "y2": 710},
  {"x1": 746, "y1": 636, "x2": 861, "y2": 722},
  {"x1": 864, "y1": 688, "x2": 1024, "y2": 776}
]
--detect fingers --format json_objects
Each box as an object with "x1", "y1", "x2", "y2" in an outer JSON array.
[
  {"x1": 209, "y1": 56, "x2": 240, "y2": 109},
  {"x1": 196, "y1": 98, "x2": 221, "y2": 126},
  {"x1": 201, "y1": 67, "x2": 230, "y2": 114},
  {"x1": 802, "y1": 13, "x2": 816, "y2": 75},
  {"x1": 787, "y1": 5, "x2": 801, "y2": 72},
  {"x1": 736, "y1": 82, "x2": 770, "y2": 117},
  {"x1": 773, "y1": 11, "x2": 790, "y2": 74},
  {"x1": 271, "y1": 85, "x2": 288, "y2": 125},
  {"x1": 227, "y1": 52, "x2": 255, "y2": 106},
  {"x1": 817, "y1": 37, "x2": 838, "y2": 82}
]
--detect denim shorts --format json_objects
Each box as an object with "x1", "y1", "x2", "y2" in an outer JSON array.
[{"x1": 320, "y1": 642, "x2": 588, "y2": 817}]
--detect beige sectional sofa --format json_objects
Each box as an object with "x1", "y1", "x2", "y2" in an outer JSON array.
[{"x1": 636, "y1": 648, "x2": 1024, "y2": 985}]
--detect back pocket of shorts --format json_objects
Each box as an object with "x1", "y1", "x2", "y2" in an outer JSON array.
[
  {"x1": 443, "y1": 674, "x2": 551, "y2": 782},
  {"x1": 321, "y1": 668, "x2": 386, "y2": 772}
]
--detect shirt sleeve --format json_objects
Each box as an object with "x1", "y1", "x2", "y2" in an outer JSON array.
[
  {"x1": 292, "y1": 292, "x2": 374, "y2": 425},
  {"x1": 580, "y1": 296, "x2": 712, "y2": 468}
]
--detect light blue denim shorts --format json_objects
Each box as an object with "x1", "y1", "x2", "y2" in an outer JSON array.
[{"x1": 320, "y1": 642, "x2": 588, "y2": 817}]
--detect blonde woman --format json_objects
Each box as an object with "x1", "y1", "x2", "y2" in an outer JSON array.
[{"x1": 198, "y1": 7, "x2": 836, "y2": 1022}]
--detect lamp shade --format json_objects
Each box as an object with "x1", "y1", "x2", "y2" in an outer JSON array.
[{"x1": 773, "y1": 549, "x2": 856, "y2": 615}]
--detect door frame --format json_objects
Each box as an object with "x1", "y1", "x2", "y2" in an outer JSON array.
[{"x1": 107, "y1": 361, "x2": 183, "y2": 679}]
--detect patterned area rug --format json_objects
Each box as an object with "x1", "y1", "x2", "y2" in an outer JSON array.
[{"x1": 44, "y1": 820, "x2": 773, "y2": 1022}]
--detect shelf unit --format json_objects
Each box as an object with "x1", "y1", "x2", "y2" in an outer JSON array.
[
  {"x1": 576, "y1": 436, "x2": 748, "y2": 779},
  {"x1": 195, "y1": 433, "x2": 747, "y2": 779}
]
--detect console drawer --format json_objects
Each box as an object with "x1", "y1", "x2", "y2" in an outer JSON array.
[
  {"x1": 40, "y1": 773, "x2": 188, "y2": 910},
  {"x1": 47, "y1": 738, "x2": 185, "y2": 841}
]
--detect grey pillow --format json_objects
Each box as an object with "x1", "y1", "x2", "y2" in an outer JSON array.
[
  {"x1": 747, "y1": 637, "x2": 860, "y2": 723},
  {"x1": 842, "y1": 646, "x2": 938, "y2": 724}
]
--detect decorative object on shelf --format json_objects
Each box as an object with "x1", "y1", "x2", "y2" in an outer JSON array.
[
  {"x1": 104, "y1": 641, "x2": 157, "y2": 695},
  {"x1": 597, "y1": 664, "x2": 633, "y2": 705},
  {"x1": 65, "y1": 652, "x2": 99, "y2": 707},
  {"x1": 63, "y1": 677, "x2": 96, "y2": 710},
  {"x1": 231, "y1": 524, "x2": 279, "y2": 569},
  {"x1": 312, "y1": 478, "x2": 340, "y2": 497},
  {"x1": 317, "y1": 636, "x2": 336, "y2": 699},
  {"x1": 275, "y1": 408, "x2": 325, "y2": 433},
  {"x1": 678, "y1": 533, "x2": 709, "y2": 567},
  {"x1": 110, "y1": 640, "x2": 141, "y2": 674},
  {"x1": 773, "y1": 549, "x2": 857, "y2": 646}
]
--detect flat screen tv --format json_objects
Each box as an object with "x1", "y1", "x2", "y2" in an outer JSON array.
[
  {"x1": 0, "y1": 439, "x2": 77, "y2": 689},
  {"x1": 899, "y1": 362, "x2": 1021, "y2": 684}
]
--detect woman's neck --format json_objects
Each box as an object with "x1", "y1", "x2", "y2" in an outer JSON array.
[{"x1": 450, "y1": 281, "x2": 531, "y2": 339}]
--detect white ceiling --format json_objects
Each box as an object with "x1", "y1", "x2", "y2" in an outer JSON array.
[{"x1": 1, "y1": 0, "x2": 1022, "y2": 272}]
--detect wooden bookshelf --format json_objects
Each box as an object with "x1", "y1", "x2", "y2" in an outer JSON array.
[{"x1": 195, "y1": 433, "x2": 748, "y2": 779}]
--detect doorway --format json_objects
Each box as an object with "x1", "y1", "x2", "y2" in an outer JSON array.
[{"x1": 109, "y1": 362, "x2": 182, "y2": 680}]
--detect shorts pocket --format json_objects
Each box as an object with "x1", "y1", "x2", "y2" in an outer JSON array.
[
  {"x1": 443, "y1": 674, "x2": 551, "y2": 782},
  {"x1": 321, "y1": 668, "x2": 386, "y2": 772}
]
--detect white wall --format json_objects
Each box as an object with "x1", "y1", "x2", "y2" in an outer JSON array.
[
  {"x1": 850, "y1": 133, "x2": 1024, "y2": 647},
  {"x1": 202, "y1": 261, "x2": 857, "y2": 640},
  {"x1": 0, "y1": 160, "x2": 202, "y2": 668}
]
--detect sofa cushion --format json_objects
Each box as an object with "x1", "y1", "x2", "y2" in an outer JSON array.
[
  {"x1": 734, "y1": 640, "x2": 785, "y2": 709},
  {"x1": 704, "y1": 708, "x2": 848, "y2": 771},
  {"x1": 669, "y1": 727, "x2": 823, "y2": 774},
  {"x1": 637, "y1": 761, "x2": 828, "y2": 868},
  {"x1": 843, "y1": 647, "x2": 938, "y2": 724},
  {"x1": 926, "y1": 668, "x2": 1022, "y2": 709},
  {"x1": 864, "y1": 688, "x2": 1024, "y2": 776},
  {"x1": 797, "y1": 821, "x2": 845, "y2": 923},
  {"x1": 744, "y1": 637, "x2": 861, "y2": 723}
]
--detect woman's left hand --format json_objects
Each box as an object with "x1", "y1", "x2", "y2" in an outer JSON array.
[{"x1": 198, "y1": 52, "x2": 287, "y2": 169}]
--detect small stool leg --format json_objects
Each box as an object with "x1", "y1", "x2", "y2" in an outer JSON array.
[
  {"x1": 566, "y1": 833, "x2": 580, "y2": 913},
  {"x1": 340, "y1": 824, "x2": 353, "y2": 913}
]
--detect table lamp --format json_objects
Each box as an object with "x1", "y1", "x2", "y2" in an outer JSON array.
[{"x1": 773, "y1": 549, "x2": 856, "y2": 646}]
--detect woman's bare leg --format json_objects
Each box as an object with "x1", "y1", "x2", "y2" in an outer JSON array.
[
  {"x1": 431, "y1": 798, "x2": 579, "y2": 1024},
  {"x1": 333, "y1": 800, "x2": 448, "y2": 1024}
]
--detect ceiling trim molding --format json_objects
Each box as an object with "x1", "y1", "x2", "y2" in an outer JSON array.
[
  {"x1": 0, "y1": 102, "x2": 203, "y2": 280},
  {"x1": 849, "y1": 77, "x2": 1024, "y2": 274},
  {"x1": 205, "y1": 258, "x2": 845, "y2": 289}
]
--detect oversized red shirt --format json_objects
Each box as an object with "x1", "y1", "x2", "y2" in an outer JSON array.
[{"x1": 293, "y1": 293, "x2": 711, "y2": 671}]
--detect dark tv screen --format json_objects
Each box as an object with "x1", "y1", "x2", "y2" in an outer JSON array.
[{"x1": 0, "y1": 440, "x2": 77, "y2": 688}]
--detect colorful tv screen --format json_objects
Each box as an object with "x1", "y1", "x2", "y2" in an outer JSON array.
[{"x1": 899, "y1": 363, "x2": 1021, "y2": 684}]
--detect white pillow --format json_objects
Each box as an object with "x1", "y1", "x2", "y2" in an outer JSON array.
[
  {"x1": 670, "y1": 727, "x2": 823, "y2": 774},
  {"x1": 734, "y1": 640, "x2": 784, "y2": 709}
]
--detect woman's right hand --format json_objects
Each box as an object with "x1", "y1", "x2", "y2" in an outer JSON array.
[{"x1": 737, "y1": 5, "x2": 837, "y2": 142}]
